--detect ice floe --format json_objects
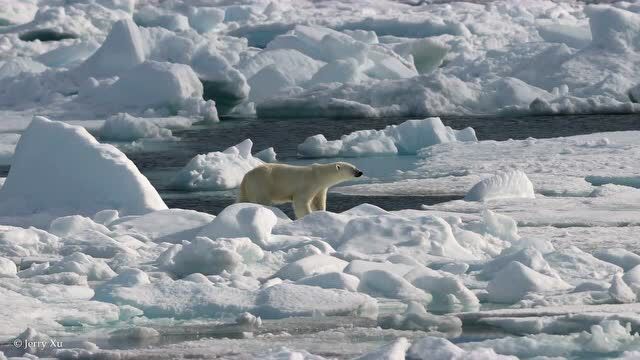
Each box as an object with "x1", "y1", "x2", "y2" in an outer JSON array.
[
  {"x1": 298, "y1": 117, "x2": 476, "y2": 158},
  {"x1": 0, "y1": 117, "x2": 166, "y2": 220},
  {"x1": 171, "y1": 139, "x2": 266, "y2": 191}
]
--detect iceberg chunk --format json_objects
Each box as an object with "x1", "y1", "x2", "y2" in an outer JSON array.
[{"x1": 0, "y1": 117, "x2": 166, "y2": 217}]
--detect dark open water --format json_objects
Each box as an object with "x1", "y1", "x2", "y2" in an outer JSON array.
[{"x1": 124, "y1": 113, "x2": 640, "y2": 217}]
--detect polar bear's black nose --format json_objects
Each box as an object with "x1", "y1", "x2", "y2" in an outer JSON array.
[{"x1": 355, "y1": 170, "x2": 363, "y2": 177}]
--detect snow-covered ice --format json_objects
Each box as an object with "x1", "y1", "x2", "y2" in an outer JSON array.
[
  {"x1": 0, "y1": 117, "x2": 166, "y2": 220},
  {"x1": 297, "y1": 117, "x2": 476, "y2": 158},
  {"x1": 2, "y1": 0, "x2": 640, "y2": 122},
  {"x1": 465, "y1": 170, "x2": 535, "y2": 202},
  {"x1": 99, "y1": 113, "x2": 174, "y2": 141},
  {"x1": 171, "y1": 139, "x2": 266, "y2": 191},
  {"x1": 336, "y1": 131, "x2": 640, "y2": 198}
]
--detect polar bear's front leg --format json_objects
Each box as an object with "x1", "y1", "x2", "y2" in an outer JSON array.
[
  {"x1": 293, "y1": 196, "x2": 313, "y2": 219},
  {"x1": 311, "y1": 188, "x2": 327, "y2": 211}
]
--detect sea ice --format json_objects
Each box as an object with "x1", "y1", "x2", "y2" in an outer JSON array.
[
  {"x1": 298, "y1": 117, "x2": 476, "y2": 158},
  {"x1": 465, "y1": 170, "x2": 535, "y2": 202},
  {"x1": 171, "y1": 139, "x2": 264, "y2": 191},
  {"x1": 100, "y1": 113, "x2": 174, "y2": 141},
  {"x1": 0, "y1": 117, "x2": 166, "y2": 218},
  {"x1": 486, "y1": 261, "x2": 572, "y2": 303},
  {"x1": 197, "y1": 203, "x2": 278, "y2": 247}
]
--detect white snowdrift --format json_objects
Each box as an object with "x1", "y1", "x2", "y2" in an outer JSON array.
[
  {"x1": 0, "y1": 117, "x2": 167, "y2": 217},
  {"x1": 161, "y1": 237, "x2": 264, "y2": 278},
  {"x1": 100, "y1": 113, "x2": 174, "y2": 141},
  {"x1": 298, "y1": 117, "x2": 476, "y2": 158},
  {"x1": 72, "y1": 18, "x2": 145, "y2": 80},
  {"x1": 338, "y1": 213, "x2": 477, "y2": 262},
  {"x1": 78, "y1": 60, "x2": 217, "y2": 121},
  {"x1": 487, "y1": 261, "x2": 572, "y2": 303},
  {"x1": 465, "y1": 170, "x2": 536, "y2": 202},
  {"x1": 197, "y1": 203, "x2": 278, "y2": 248},
  {"x1": 171, "y1": 139, "x2": 266, "y2": 191}
]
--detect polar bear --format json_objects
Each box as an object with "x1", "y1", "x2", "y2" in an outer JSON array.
[{"x1": 238, "y1": 162, "x2": 363, "y2": 219}]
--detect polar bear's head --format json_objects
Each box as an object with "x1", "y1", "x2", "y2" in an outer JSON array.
[
  {"x1": 313, "y1": 162, "x2": 363, "y2": 186},
  {"x1": 334, "y1": 162, "x2": 363, "y2": 179}
]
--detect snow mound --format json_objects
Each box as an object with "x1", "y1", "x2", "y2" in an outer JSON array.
[
  {"x1": 344, "y1": 260, "x2": 415, "y2": 279},
  {"x1": 465, "y1": 170, "x2": 535, "y2": 202},
  {"x1": 338, "y1": 214, "x2": 476, "y2": 262},
  {"x1": 593, "y1": 248, "x2": 640, "y2": 271},
  {"x1": 355, "y1": 338, "x2": 410, "y2": 360},
  {"x1": 49, "y1": 215, "x2": 110, "y2": 238},
  {"x1": 100, "y1": 113, "x2": 173, "y2": 141},
  {"x1": 197, "y1": 203, "x2": 277, "y2": 247},
  {"x1": 0, "y1": 226, "x2": 59, "y2": 258},
  {"x1": 235, "y1": 312, "x2": 262, "y2": 328},
  {"x1": 101, "y1": 277, "x2": 255, "y2": 319},
  {"x1": 0, "y1": 57, "x2": 47, "y2": 79},
  {"x1": 0, "y1": 117, "x2": 166, "y2": 217},
  {"x1": 72, "y1": 18, "x2": 145, "y2": 80},
  {"x1": 187, "y1": 7, "x2": 224, "y2": 33},
  {"x1": 545, "y1": 246, "x2": 622, "y2": 284},
  {"x1": 298, "y1": 117, "x2": 476, "y2": 157},
  {"x1": 622, "y1": 265, "x2": 640, "y2": 294},
  {"x1": 48, "y1": 252, "x2": 116, "y2": 281},
  {"x1": 256, "y1": 283, "x2": 377, "y2": 319},
  {"x1": 480, "y1": 247, "x2": 558, "y2": 280},
  {"x1": 406, "y1": 336, "x2": 518, "y2": 360},
  {"x1": 274, "y1": 254, "x2": 348, "y2": 281},
  {"x1": 254, "y1": 147, "x2": 277, "y2": 163},
  {"x1": 0, "y1": 257, "x2": 17, "y2": 278},
  {"x1": 404, "y1": 268, "x2": 479, "y2": 311},
  {"x1": 110, "y1": 208, "x2": 214, "y2": 243},
  {"x1": 609, "y1": 273, "x2": 636, "y2": 304},
  {"x1": 161, "y1": 237, "x2": 263, "y2": 277},
  {"x1": 296, "y1": 272, "x2": 360, "y2": 292},
  {"x1": 407, "y1": 337, "x2": 464, "y2": 360},
  {"x1": 78, "y1": 60, "x2": 215, "y2": 119},
  {"x1": 487, "y1": 261, "x2": 572, "y2": 303},
  {"x1": 379, "y1": 301, "x2": 462, "y2": 332},
  {"x1": 357, "y1": 269, "x2": 432, "y2": 302},
  {"x1": 171, "y1": 139, "x2": 264, "y2": 191},
  {"x1": 586, "y1": 5, "x2": 640, "y2": 53},
  {"x1": 191, "y1": 46, "x2": 250, "y2": 114},
  {"x1": 272, "y1": 210, "x2": 351, "y2": 247}
]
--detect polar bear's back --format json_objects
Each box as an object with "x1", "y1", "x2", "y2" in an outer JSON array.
[{"x1": 238, "y1": 163, "x2": 313, "y2": 204}]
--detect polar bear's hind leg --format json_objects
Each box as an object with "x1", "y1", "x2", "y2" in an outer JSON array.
[
  {"x1": 237, "y1": 179, "x2": 249, "y2": 203},
  {"x1": 238, "y1": 176, "x2": 271, "y2": 205},
  {"x1": 293, "y1": 196, "x2": 313, "y2": 219}
]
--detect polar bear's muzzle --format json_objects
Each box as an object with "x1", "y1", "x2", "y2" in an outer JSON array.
[{"x1": 354, "y1": 170, "x2": 363, "y2": 177}]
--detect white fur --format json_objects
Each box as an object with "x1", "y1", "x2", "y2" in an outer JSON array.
[{"x1": 238, "y1": 162, "x2": 361, "y2": 219}]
